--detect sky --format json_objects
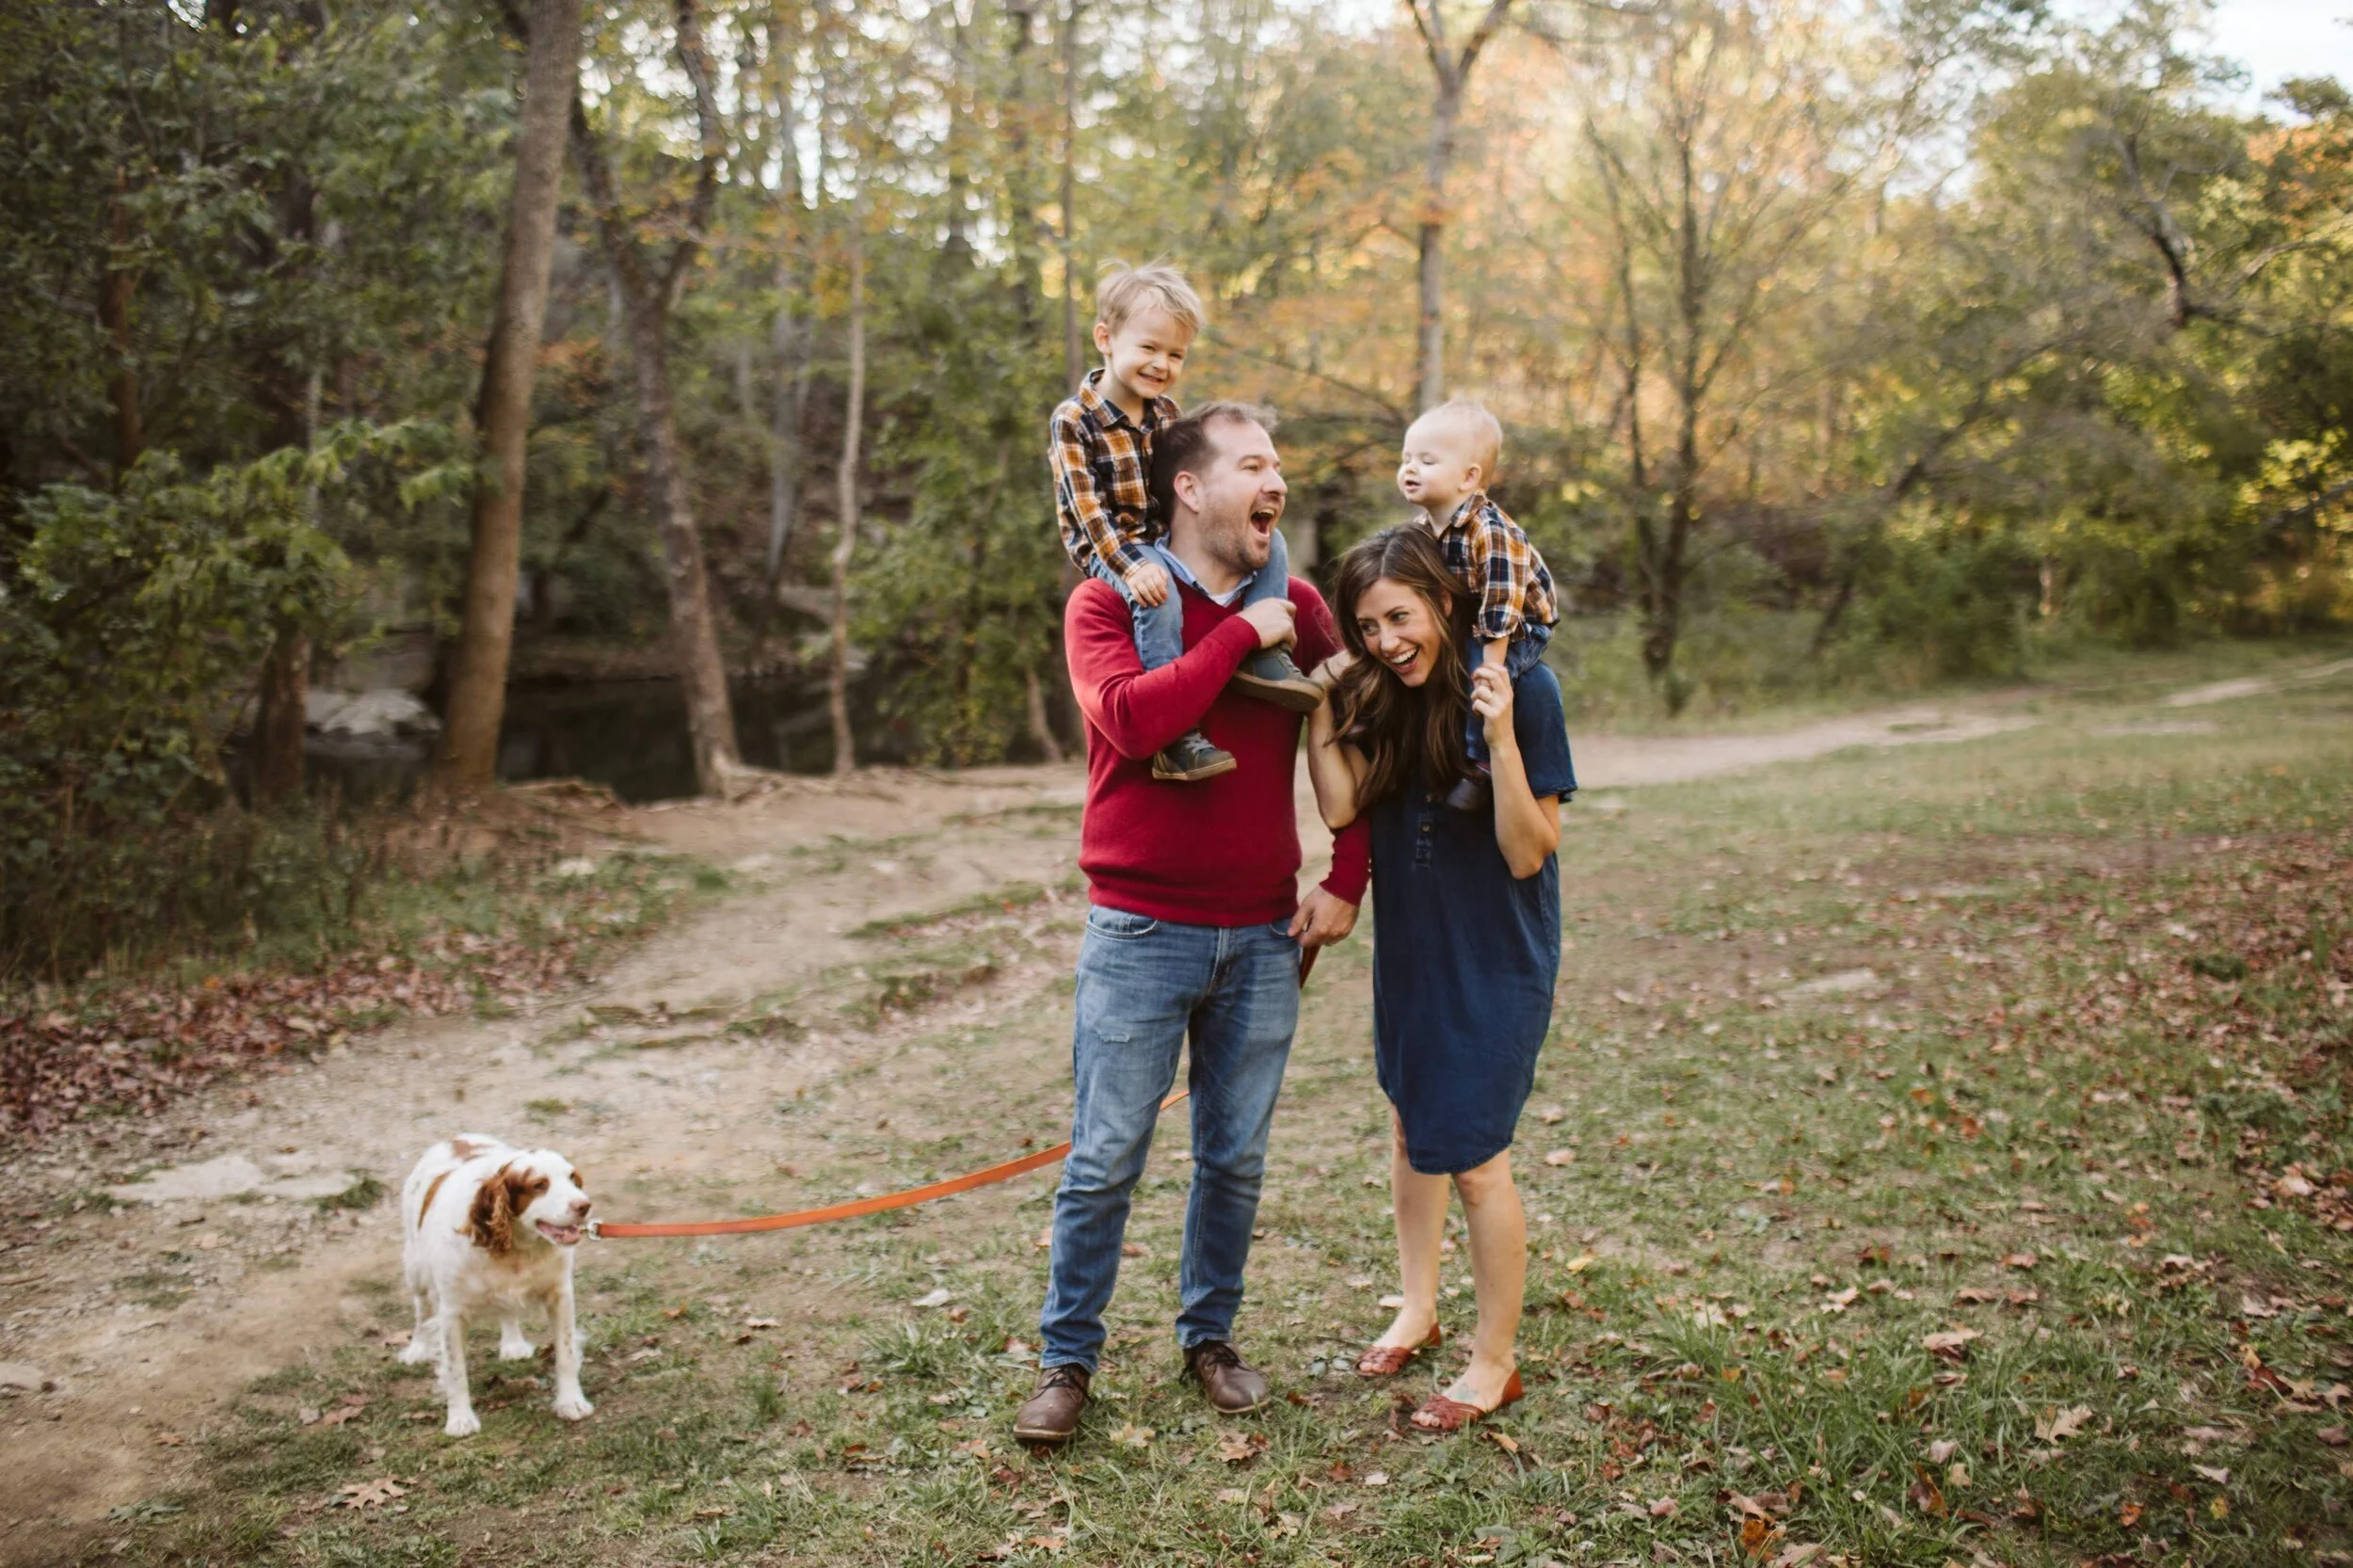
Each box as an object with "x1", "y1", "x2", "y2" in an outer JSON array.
[{"x1": 2203, "y1": 0, "x2": 2353, "y2": 104}]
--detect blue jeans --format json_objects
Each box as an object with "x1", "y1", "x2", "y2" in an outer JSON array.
[
  {"x1": 1465, "y1": 625, "x2": 1553, "y2": 771},
  {"x1": 1087, "y1": 530, "x2": 1294, "y2": 672},
  {"x1": 1039, "y1": 906, "x2": 1302, "y2": 1371}
]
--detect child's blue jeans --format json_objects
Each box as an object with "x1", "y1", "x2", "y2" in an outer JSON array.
[
  {"x1": 1088, "y1": 531, "x2": 1293, "y2": 672},
  {"x1": 1465, "y1": 624, "x2": 1552, "y2": 772}
]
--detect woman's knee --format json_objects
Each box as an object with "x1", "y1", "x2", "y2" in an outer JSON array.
[{"x1": 1451, "y1": 1154, "x2": 1514, "y2": 1208}]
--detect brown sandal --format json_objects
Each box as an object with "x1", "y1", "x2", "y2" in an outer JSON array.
[
  {"x1": 1355, "y1": 1324, "x2": 1442, "y2": 1379},
  {"x1": 1409, "y1": 1368, "x2": 1524, "y2": 1434}
]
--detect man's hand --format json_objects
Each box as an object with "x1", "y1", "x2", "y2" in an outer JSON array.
[
  {"x1": 1289, "y1": 886, "x2": 1359, "y2": 949},
  {"x1": 1238, "y1": 597, "x2": 1297, "y2": 650},
  {"x1": 1126, "y1": 561, "x2": 1173, "y2": 608}
]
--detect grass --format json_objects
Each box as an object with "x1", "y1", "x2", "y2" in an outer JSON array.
[
  {"x1": 82, "y1": 652, "x2": 2353, "y2": 1568},
  {"x1": 1554, "y1": 611, "x2": 2352, "y2": 731}
]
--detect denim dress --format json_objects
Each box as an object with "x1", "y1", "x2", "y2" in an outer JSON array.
[{"x1": 1369, "y1": 661, "x2": 1577, "y2": 1175}]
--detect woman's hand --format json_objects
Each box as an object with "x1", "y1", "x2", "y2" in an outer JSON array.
[
  {"x1": 1470, "y1": 662, "x2": 1515, "y2": 753},
  {"x1": 1310, "y1": 648, "x2": 1357, "y2": 693}
]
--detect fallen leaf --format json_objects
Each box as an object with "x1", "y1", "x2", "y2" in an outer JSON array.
[
  {"x1": 1539, "y1": 1105, "x2": 1565, "y2": 1124},
  {"x1": 742, "y1": 1317, "x2": 779, "y2": 1330},
  {"x1": 1924, "y1": 1439, "x2": 1956, "y2": 1464},
  {"x1": 1921, "y1": 1328, "x2": 1980, "y2": 1360},
  {"x1": 2036, "y1": 1404, "x2": 2093, "y2": 1443},
  {"x1": 1216, "y1": 1488, "x2": 1249, "y2": 1505},
  {"x1": 2320, "y1": 1427, "x2": 2348, "y2": 1448},
  {"x1": 1739, "y1": 1515, "x2": 1777, "y2": 1560},
  {"x1": 2193, "y1": 1464, "x2": 2230, "y2": 1483},
  {"x1": 1363, "y1": 1469, "x2": 1389, "y2": 1487},
  {"x1": 1946, "y1": 1463, "x2": 1971, "y2": 1490},
  {"x1": 1544, "y1": 1149, "x2": 1576, "y2": 1166},
  {"x1": 1562, "y1": 1253, "x2": 1595, "y2": 1273},
  {"x1": 1324, "y1": 1500, "x2": 1360, "y2": 1520},
  {"x1": 333, "y1": 1479, "x2": 407, "y2": 1510},
  {"x1": 1769, "y1": 1544, "x2": 1824, "y2": 1568},
  {"x1": 2120, "y1": 1500, "x2": 2144, "y2": 1527},
  {"x1": 911, "y1": 1288, "x2": 953, "y2": 1309},
  {"x1": 1111, "y1": 1423, "x2": 1154, "y2": 1449},
  {"x1": 1649, "y1": 1496, "x2": 1678, "y2": 1518},
  {"x1": 1216, "y1": 1431, "x2": 1268, "y2": 1464},
  {"x1": 2239, "y1": 1293, "x2": 2278, "y2": 1320},
  {"x1": 1487, "y1": 1430, "x2": 1519, "y2": 1455},
  {"x1": 2002, "y1": 1253, "x2": 2038, "y2": 1270}
]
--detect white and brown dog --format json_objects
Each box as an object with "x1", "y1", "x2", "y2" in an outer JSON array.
[{"x1": 399, "y1": 1135, "x2": 594, "y2": 1436}]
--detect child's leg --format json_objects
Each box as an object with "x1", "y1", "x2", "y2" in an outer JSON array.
[
  {"x1": 1463, "y1": 635, "x2": 1500, "y2": 772},
  {"x1": 1239, "y1": 528, "x2": 1292, "y2": 607},
  {"x1": 1502, "y1": 623, "x2": 1551, "y2": 680},
  {"x1": 1463, "y1": 627, "x2": 1552, "y2": 770},
  {"x1": 1087, "y1": 552, "x2": 1185, "y2": 671}
]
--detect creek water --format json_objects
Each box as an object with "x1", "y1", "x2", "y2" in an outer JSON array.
[{"x1": 307, "y1": 675, "x2": 913, "y2": 804}]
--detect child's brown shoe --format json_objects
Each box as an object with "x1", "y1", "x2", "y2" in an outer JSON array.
[
  {"x1": 1229, "y1": 648, "x2": 1322, "y2": 712},
  {"x1": 1152, "y1": 730, "x2": 1239, "y2": 781}
]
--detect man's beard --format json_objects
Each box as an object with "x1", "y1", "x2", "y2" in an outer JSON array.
[{"x1": 1204, "y1": 505, "x2": 1275, "y2": 577}]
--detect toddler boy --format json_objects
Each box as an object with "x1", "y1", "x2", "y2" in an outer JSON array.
[
  {"x1": 1396, "y1": 398, "x2": 1559, "y2": 811},
  {"x1": 1050, "y1": 264, "x2": 1319, "y2": 781}
]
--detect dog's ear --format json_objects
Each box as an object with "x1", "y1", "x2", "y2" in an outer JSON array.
[
  {"x1": 469, "y1": 1163, "x2": 515, "y2": 1254},
  {"x1": 505, "y1": 1163, "x2": 546, "y2": 1217}
]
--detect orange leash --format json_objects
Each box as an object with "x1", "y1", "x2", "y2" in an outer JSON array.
[
  {"x1": 590, "y1": 1088, "x2": 1192, "y2": 1240},
  {"x1": 589, "y1": 945, "x2": 1321, "y2": 1241}
]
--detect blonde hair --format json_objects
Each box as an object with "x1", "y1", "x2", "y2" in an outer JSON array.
[
  {"x1": 1096, "y1": 262, "x2": 1206, "y2": 336},
  {"x1": 1412, "y1": 398, "x2": 1504, "y2": 484}
]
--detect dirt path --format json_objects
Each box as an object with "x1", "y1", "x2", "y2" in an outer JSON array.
[{"x1": 0, "y1": 684, "x2": 2152, "y2": 1556}]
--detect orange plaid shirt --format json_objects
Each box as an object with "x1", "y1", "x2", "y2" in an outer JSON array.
[
  {"x1": 1050, "y1": 369, "x2": 1181, "y2": 578},
  {"x1": 1416, "y1": 491, "x2": 1559, "y2": 643}
]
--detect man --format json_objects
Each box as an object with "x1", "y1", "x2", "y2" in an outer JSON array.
[{"x1": 1016, "y1": 403, "x2": 1368, "y2": 1448}]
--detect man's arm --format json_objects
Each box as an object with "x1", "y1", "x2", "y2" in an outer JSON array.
[
  {"x1": 1050, "y1": 411, "x2": 1148, "y2": 578},
  {"x1": 1065, "y1": 582, "x2": 1260, "y2": 760}
]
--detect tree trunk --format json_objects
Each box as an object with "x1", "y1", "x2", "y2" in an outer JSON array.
[
  {"x1": 569, "y1": 0, "x2": 746, "y2": 799},
  {"x1": 829, "y1": 184, "x2": 866, "y2": 776},
  {"x1": 764, "y1": 268, "x2": 809, "y2": 587},
  {"x1": 1406, "y1": 0, "x2": 1512, "y2": 414},
  {"x1": 434, "y1": 0, "x2": 584, "y2": 794},
  {"x1": 1416, "y1": 74, "x2": 1459, "y2": 414},
  {"x1": 614, "y1": 263, "x2": 744, "y2": 795},
  {"x1": 101, "y1": 167, "x2": 143, "y2": 474},
  {"x1": 253, "y1": 628, "x2": 309, "y2": 807},
  {"x1": 1058, "y1": 0, "x2": 1086, "y2": 390},
  {"x1": 1025, "y1": 667, "x2": 1064, "y2": 763}
]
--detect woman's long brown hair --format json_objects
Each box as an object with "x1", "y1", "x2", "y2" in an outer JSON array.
[{"x1": 1328, "y1": 527, "x2": 1472, "y2": 806}]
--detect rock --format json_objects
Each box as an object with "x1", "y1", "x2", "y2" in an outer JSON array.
[
  {"x1": 107, "y1": 1153, "x2": 357, "y2": 1205},
  {"x1": 307, "y1": 688, "x2": 440, "y2": 738},
  {"x1": 0, "y1": 1363, "x2": 48, "y2": 1392},
  {"x1": 1781, "y1": 968, "x2": 1882, "y2": 1000}
]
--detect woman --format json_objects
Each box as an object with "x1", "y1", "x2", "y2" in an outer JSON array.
[{"x1": 1305, "y1": 526, "x2": 1575, "y2": 1433}]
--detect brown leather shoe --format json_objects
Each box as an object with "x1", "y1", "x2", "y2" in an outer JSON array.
[
  {"x1": 1183, "y1": 1340, "x2": 1271, "y2": 1415},
  {"x1": 1013, "y1": 1365, "x2": 1091, "y2": 1447}
]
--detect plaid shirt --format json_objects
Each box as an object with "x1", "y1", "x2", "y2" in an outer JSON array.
[
  {"x1": 1416, "y1": 491, "x2": 1559, "y2": 643},
  {"x1": 1050, "y1": 368, "x2": 1181, "y2": 579}
]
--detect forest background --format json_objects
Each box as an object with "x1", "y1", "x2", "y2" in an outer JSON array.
[{"x1": 2, "y1": 0, "x2": 2349, "y2": 981}]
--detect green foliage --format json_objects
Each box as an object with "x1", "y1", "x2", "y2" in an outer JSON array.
[
  {"x1": 0, "y1": 424, "x2": 455, "y2": 981},
  {"x1": 1847, "y1": 523, "x2": 2036, "y2": 680}
]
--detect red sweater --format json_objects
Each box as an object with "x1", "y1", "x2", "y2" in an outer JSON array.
[{"x1": 1065, "y1": 575, "x2": 1372, "y2": 925}]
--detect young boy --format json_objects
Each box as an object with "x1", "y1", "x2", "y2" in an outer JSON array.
[
  {"x1": 1049, "y1": 263, "x2": 1320, "y2": 782},
  {"x1": 1396, "y1": 398, "x2": 1559, "y2": 812}
]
